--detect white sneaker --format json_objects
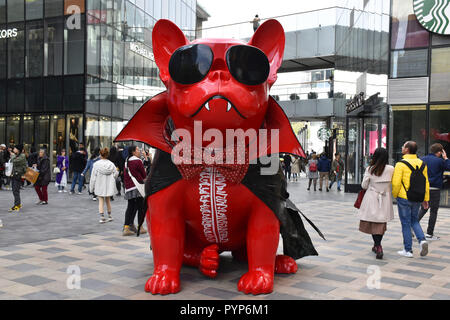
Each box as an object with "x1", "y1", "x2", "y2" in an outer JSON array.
[
  {"x1": 107, "y1": 216, "x2": 113, "y2": 222},
  {"x1": 420, "y1": 240, "x2": 429, "y2": 257},
  {"x1": 0, "y1": 219, "x2": 3, "y2": 227},
  {"x1": 58, "y1": 190, "x2": 63, "y2": 193},
  {"x1": 425, "y1": 234, "x2": 440, "y2": 241},
  {"x1": 77, "y1": 192, "x2": 82, "y2": 195},
  {"x1": 99, "y1": 216, "x2": 107, "y2": 224},
  {"x1": 35, "y1": 201, "x2": 42, "y2": 205},
  {"x1": 397, "y1": 250, "x2": 413, "y2": 258},
  {"x1": 92, "y1": 197, "x2": 97, "y2": 201},
  {"x1": 63, "y1": 190, "x2": 68, "y2": 193}
]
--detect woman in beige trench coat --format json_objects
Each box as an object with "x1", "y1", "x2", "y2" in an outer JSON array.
[{"x1": 357, "y1": 148, "x2": 394, "y2": 259}]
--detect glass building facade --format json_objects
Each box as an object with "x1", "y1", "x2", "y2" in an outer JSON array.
[
  {"x1": 388, "y1": 0, "x2": 450, "y2": 206},
  {"x1": 0, "y1": 0, "x2": 197, "y2": 175}
]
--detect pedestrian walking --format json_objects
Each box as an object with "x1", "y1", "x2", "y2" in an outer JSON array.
[
  {"x1": 418, "y1": 143, "x2": 450, "y2": 241},
  {"x1": 70, "y1": 148, "x2": 87, "y2": 194},
  {"x1": 392, "y1": 141, "x2": 430, "y2": 258},
  {"x1": 8, "y1": 144, "x2": 27, "y2": 212},
  {"x1": 357, "y1": 148, "x2": 394, "y2": 259},
  {"x1": 109, "y1": 146, "x2": 125, "y2": 196},
  {"x1": 251, "y1": 14, "x2": 260, "y2": 32},
  {"x1": 89, "y1": 148, "x2": 118, "y2": 224},
  {"x1": 307, "y1": 154, "x2": 319, "y2": 191},
  {"x1": 81, "y1": 147, "x2": 100, "y2": 200},
  {"x1": 34, "y1": 149, "x2": 51, "y2": 205},
  {"x1": 282, "y1": 153, "x2": 292, "y2": 181},
  {"x1": 123, "y1": 146, "x2": 147, "y2": 236},
  {"x1": 291, "y1": 156, "x2": 300, "y2": 181},
  {"x1": 318, "y1": 153, "x2": 331, "y2": 191},
  {"x1": 329, "y1": 152, "x2": 345, "y2": 191},
  {"x1": 55, "y1": 149, "x2": 69, "y2": 192}
]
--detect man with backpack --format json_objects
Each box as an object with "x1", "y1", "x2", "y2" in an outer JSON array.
[
  {"x1": 418, "y1": 143, "x2": 450, "y2": 241},
  {"x1": 392, "y1": 141, "x2": 430, "y2": 258}
]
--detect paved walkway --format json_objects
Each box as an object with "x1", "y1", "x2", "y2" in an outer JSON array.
[{"x1": 1, "y1": 177, "x2": 450, "y2": 300}]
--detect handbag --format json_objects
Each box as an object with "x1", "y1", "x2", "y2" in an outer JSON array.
[
  {"x1": 354, "y1": 189, "x2": 366, "y2": 209},
  {"x1": 126, "y1": 160, "x2": 146, "y2": 198},
  {"x1": 24, "y1": 167, "x2": 40, "y2": 184},
  {"x1": 53, "y1": 167, "x2": 60, "y2": 174},
  {"x1": 5, "y1": 160, "x2": 12, "y2": 177}
]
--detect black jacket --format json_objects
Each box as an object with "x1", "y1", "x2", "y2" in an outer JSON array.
[
  {"x1": 70, "y1": 151, "x2": 87, "y2": 172},
  {"x1": 35, "y1": 156, "x2": 51, "y2": 186}
]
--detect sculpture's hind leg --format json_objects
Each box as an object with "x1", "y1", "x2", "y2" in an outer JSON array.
[{"x1": 275, "y1": 255, "x2": 298, "y2": 274}]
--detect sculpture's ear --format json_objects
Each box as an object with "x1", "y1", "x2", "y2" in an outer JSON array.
[
  {"x1": 248, "y1": 19, "x2": 285, "y2": 86},
  {"x1": 152, "y1": 19, "x2": 189, "y2": 84}
]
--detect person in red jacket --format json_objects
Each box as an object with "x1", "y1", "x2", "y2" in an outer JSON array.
[{"x1": 123, "y1": 145, "x2": 148, "y2": 236}]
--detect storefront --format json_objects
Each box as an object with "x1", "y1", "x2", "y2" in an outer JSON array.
[{"x1": 345, "y1": 92, "x2": 389, "y2": 192}]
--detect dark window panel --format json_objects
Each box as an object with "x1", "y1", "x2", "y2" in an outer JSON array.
[
  {"x1": 8, "y1": 0, "x2": 24, "y2": 22},
  {"x1": 432, "y1": 33, "x2": 450, "y2": 46},
  {"x1": 46, "y1": 17, "x2": 64, "y2": 76},
  {"x1": 45, "y1": 0, "x2": 64, "y2": 17},
  {"x1": 99, "y1": 79, "x2": 112, "y2": 116},
  {"x1": 86, "y1": 75, "x2": 100, "y2": 114},
  {"x1": 44, "y1": 76, "x2": 63, "y2": 111},
  {"x1": 7, "y1": 23, "x2": 25, "y2": 78},
  {"x1": 64, "y1": 75, "x2": 84, "y2": 111},
  {"x1": 26, "y1": 21, "x2": 44, "y2": 77},
  {"x1": 26, "y1": 0, "x2": 43, "y2": 20},
  {"x1": 0, "y1": 80, "x2": 6, "y2": 113},
  {"x1": 86, "y1": 23, "x2": 100, "y2": 77},
  {"x1": 0, "y1": 27, "x2": 6, "y2": 78},
  {"x1": 6, "y1": 115, "x2": 20, "y2": 146},
  {"x1": 0, "y1": 0, "x2": 6, "y2": 24},
  {"x1": 100, "y1": 25, "x2": 113, "y2": 81},
  {"x1": 7, "y1": 79, "x2": 25, "y2": 112},
  {"x1": 429, "y1": 105, "x2": 450, "y2": 156},
  {"x1": 64, "y1": 14, "x2": 85, "y2": 74},
  {"x1": 25, "y1": 78, "x2": 44, "y2": 111},
  {"x1": 390, "y1": 49, "x2": 428, "y2": 78}
]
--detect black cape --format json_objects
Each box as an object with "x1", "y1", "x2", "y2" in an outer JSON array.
[{"x1": 141, "y1": 149, "x2": 325, "y2": 260}]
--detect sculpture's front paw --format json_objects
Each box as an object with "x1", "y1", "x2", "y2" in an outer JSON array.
[
  {"x1": 238, "y1": 270, "x2": 274, "y2": 295},
  {"x1": 199, "y1": 244, "x2": 219, "y2": 278},
  {"x1": 275, "y1": 255, "x2": 298, "y2": 274},
  {"x1": 145, "y1": 269, "x2": 180, "y2": 295}
]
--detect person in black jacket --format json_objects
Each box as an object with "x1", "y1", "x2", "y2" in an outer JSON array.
[
  {"x1": 70, "y1": 148, "x2": 87, "y2": 194},
  {"x1": 34, "y1": 149, "x2": 51, "y2": 205},
  {"x1": 109, "y1": 146, "x2": 125, "y2": 196}
]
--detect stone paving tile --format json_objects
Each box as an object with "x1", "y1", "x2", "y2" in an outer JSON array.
[
  {"x1": 37, "y1": 247, "x2": 68, "y2": 254},
  {"x1": 97, "y1": 258, "x2": 129, "y2": 267},
  {"x1": 407, "y1": 261, "x2": 446, "y2": 271},
  {"x1": 381, "y1": 277, "x2": 421, "y2": 288},
  {"x1": 0, "y1": 253, "x2": 33, "y2": 260},
  {"x1": 291, "y1": 281, "x2": 336, "y2": 293},
  {"x1": 316, "y1": 272, "x2": 357, "y2": 283},
  {"x1": 12, "y1": 275, "x2": 55, "y2": 286},
  {"x1": 359, "y1": 287, "x2": 405, "y2": 299},
  {"x1": 392, "y1": 269, "x2": 434, "y2": 279},
  {"x1": 6, "y1": 263, "x2": 43, "y2": 272},
  {"x1": 79, "y1": 278, "x2": 112, "y2": 291},
  {"x1": 93, "y1": 294, "x2": 127, "y2": 300},
  {"x1": 47, "y1": 255, "x2": 80, "y2": 263},
  {"x1": 431, "y1": 293, "x2": 450, "y2": 300},
  {"x1": 196, "y1": 287, "x2": 241, "y2": 299},
  {"x1": 22, "y1": 290, "x2": 66, "y2": 300}
]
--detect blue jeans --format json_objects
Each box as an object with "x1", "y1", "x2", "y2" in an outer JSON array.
[
  {"x1": 397, "y1": 197, "x2": 425, "y2": 252},
  {"x1": 70, "y1": 171, "x2": 83, "y2": 193}
]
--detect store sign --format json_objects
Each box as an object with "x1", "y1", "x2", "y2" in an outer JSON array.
[
  {"x1": 317, "y1": 127, "x2": 332, "y2": 141},
  {"x1": 414, "y1": 0, "x2": 450, "y2": 35},
  {"x1": 0, "y1": 28, "x2": 18, "y2": 39},
  {"x1": 130, "y1": 43, "x2": 154, "y2": 61},
  {"x1": 346, "y1": 92, "x2": 365, "y2": 113}
]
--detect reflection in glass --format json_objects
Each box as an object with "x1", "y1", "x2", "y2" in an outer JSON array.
[
  {"x1": 390, "y1": 49, "x2": 428, "y2": 78},
  {"x1": 6, "y1": 115, "x2": 20, "y2": 146},
  {"x1": 26, "y1": 0, "x2": 43, "y2": 20},
  {"x1": 26, "y1": 21, "x2": 44, "y2": 77},
  {"x1": 45, "y1": 0, "x2": 63, "y2": 17},
  {"x1": 99, "y1": 116, "x2": 112, "y2": 149},
  {"x1": 46, "y1": 18, "x2": 64, "y2": 76},
  {"x1": 392, "y1": 105, "x2": 426, "y2": 162},
  {"x1": 7, "y1": 0, "x2": 24, "y2": 22},
  {"x1": 391, "y1": 0, "x2": 429, "y2": 49},
  {"x1": 85, "y1": 116, "x2": 99, "y2": 157},
  {"x1": 429, "y1": 105, "x2": 450, "y2": 156},
  {"x1": 50, "y1": 115, "x2": 66, "y2": 174},
  {"x1": 64, "y1": 15, "x2": 85, "y2": 75},
  {"x1": 7, "y1": 24, "x2": 25, "y2": 78},
  {"x1": 68, "y1": 116, "x2": 82, "y2": 155},
  {"x1": 0, "y1": 0, "x2": 5, "y2": 24},
  {"x1": 430, "y1": 47, "x2": 450, "y2": 102},
  {"x1": 36, "y1": 115, "x2": 50, "y2": 150}
]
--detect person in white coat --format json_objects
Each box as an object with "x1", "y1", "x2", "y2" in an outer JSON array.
[
  {"x1": 357, "y1": 148, "x2": 394, "y2": 259},
  {"x1": 89, "y1": 148, "x2": 118, "y2": 224}
]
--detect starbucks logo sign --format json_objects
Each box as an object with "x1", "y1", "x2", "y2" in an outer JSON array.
[
  {"x1": 317, "y1": 127, "x2": 332, "y2": 141},
  {"x1": 414, "y1": 0, "x2": 450, "y2": 35}
]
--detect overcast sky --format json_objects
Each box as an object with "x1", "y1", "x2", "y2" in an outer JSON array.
[{"x1": 198, "y1": 0, "x2": 338, "y2": 28}]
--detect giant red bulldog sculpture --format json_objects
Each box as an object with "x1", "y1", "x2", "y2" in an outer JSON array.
[{"x1": 115, "y1": 19, "x2": 324, "y2": 295}]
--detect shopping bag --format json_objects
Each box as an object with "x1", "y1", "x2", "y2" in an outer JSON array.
[{"x1": 24, "y1": 167, "x2": 40, "y2": 184}]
